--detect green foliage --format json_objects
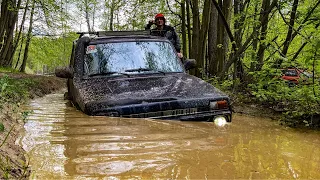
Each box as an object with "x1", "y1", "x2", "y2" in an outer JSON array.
[
  {"x1": 0, "y1": 156, "x2": 10, "y2": 179},
  {"x1": 281, "y1": 85, "x2": 320, "y2": 126},
  {"x1": 248, "y1": 68, "x2": 284, "y2": 102},
  {"x1": 0, "y1": 125, "x2": 15, "y2": 179},
  {"x1": 0, "y1": 126, "x2": 14, "y2": 148},
  {"x1": 205, "y1": 76, "x2": 236, "y2": 92},
  {"x1": 0, "y1": 67, "x2": 19, "y2": 73},
  {"x1": 14, "y1": 32, "x2": 78, "y2": 74},
  {"x1": 0, "y1": 75, "x2": 36, "y2": 108},
  {"x1": 0, "y1": 123, "x2": 4, "y2": 132},
  {"x1": 21, "y1": 110, "x2": 32, "y2": 123},
  {"x1": 248, "y1": 67, "x2": 320, "y2": 127},
  {"x1": 0, "y1": 151, "x2": 29, "y2": 180}
]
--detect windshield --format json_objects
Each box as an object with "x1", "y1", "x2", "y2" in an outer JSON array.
[{"x1": 84, "y1": 41, "x2": 184, "y2": 76}]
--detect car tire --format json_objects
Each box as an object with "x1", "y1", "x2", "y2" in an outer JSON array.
[{"x1": 64, "y1": 92, "x2": 71, "y2": 100}]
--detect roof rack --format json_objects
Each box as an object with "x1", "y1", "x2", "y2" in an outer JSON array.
[
  {"x1": 77, "y1": 30, "x2": 151, "y2": 38},
  {"x1": 76, "y1": 30, "x2": 172, "y2": 38}
]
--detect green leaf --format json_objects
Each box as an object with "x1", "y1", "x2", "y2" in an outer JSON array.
[{"x1": 0, "y1": 123, "x2": 4, "y2": 132}]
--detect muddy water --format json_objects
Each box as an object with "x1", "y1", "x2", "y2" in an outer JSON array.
[{"x1": 21, "y1": 93, "x2": 320, "y2": 179}]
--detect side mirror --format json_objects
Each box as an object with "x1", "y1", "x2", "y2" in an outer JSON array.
[
  {"x1": 55, "y1": 66, "x2": 73, "y2": 79},
  {"x1": 80, "y1": 36, "x2": 90, "y2": 46},
  {"x1": 184, "y1": 59, "x2": 197, "y2": 71}
]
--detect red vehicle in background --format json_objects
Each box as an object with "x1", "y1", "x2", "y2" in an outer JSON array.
[{"x1": 281, "y1": 68, "x2": 312, "y2": 86}]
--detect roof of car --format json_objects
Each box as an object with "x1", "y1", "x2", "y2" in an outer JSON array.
[{"x1": 77, "y1": 30, "x2": 166, "y2": 40}]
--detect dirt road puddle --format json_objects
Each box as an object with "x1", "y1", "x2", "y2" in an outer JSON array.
[{"x1": 21, "y1": 93, "x2": 320, "y2": 179}]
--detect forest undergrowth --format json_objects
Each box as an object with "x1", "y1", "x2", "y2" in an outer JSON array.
[{"x1": 208, "y1": 67, "x2": 320, "y2": 128}]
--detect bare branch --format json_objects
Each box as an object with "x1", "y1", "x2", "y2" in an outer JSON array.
[
  {"x1": 291, "y1": 0, "x2": 320, "y2": 41},
  {"x1": 218, "y1": 0, "x2": 278, "y2": 77},
  {"x1": 173, "y1": 0, "x2": 182, "y2": 6},
  {"x1": 277, "y1": 5, "x2": 311, "y2": 45},
  {"x1": 291, "y1": 42, "x2": 308, "y2": 62},
  {"x1": 166, "y1": 0, "x2": 182, "y2": 19}
]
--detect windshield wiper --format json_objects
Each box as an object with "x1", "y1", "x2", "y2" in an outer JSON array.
[
  {"x1": 88, "y1": 71, "x2": 130, "y2": 77},
  {"x1": 124, "y1": 68, "x2": 165, "y2": 75}
]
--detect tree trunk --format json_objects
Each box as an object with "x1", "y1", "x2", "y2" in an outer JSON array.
[
  {"x1": 222, "y1": 0, "x2": 232, "y2": 76},
  {"x1": 197, "y1": 0, "x2": 211, "y2": 77},
  {"x1": 271, "y1": 0, "x2": 319, "y2": 67},
  {"x1": 233, "y1": 0, "x2": 246, "y2": 80},
  {"x1": 291, "y1": 42, "x2": 307, "y2": 62},
  {"x1": 256, "y1": 0, "x2": 271, "y2": 71},
  {"x1": 217, "y1": 0, "x2": 278, "y2": 79},
  {"x1": 0, "y1": 0, "x2": 21, "y2": 67},
  {"x1": 181, "y1": 0, "x2": 187, "y2": 57},
  {"x1": 92, "y1": 2, "x2": 96, "y2": 31},
  {"x1": 186, "y1": 0, "x2": 192, "y2": 58},
  {"x1": 85, "y1": 0, "x2": 91, "y2": 32},
  {"x1": 216, "y1": 0, "x2": 225, "y2": 74},
  {"x1": 9, "y1": 0, "x2": 29, "y2": 65},
  {"x1": 0, "y1": 1, "x2": 9, "y2": 46},
  {"x1": 281, "y1": 0, "x2": 299, "y2": 56},
  {"x1": 290, "y1": 0, "x2": 320, "y2": 42},
  {"x1": 191, "y1": 0, "x2": 200, "y2": 59},
  {"x1": 109, "y1": 0, "x2": 115, "y2": 31},
  {"x1": 20, "y1": 0, "x2": 35, "y2": 72},
  {"x1": 250, "y1": 2, "x2": 259, "y2": 71},
  {"x1": 208, "y1": 0, "x2": 218, "y2": 76},
  {"x1": 191, "y1": 0, "x2": 200, "y2": 76},
  {"x1": 15, "y1": 34, "x2": 25, "y2": 69}
]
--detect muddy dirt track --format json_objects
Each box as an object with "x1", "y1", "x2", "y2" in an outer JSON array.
[{"x1": 21, "y1": 92, "x2": 320, "y2": 179}]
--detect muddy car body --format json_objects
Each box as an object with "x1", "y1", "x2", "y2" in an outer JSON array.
[{"x1": 56, "y1": 31, "x2": 232, "y2": 122}]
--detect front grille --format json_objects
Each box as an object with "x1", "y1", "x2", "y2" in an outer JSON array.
[{"x1": 123, "y1": 107, "x2": 209, "y2": 118}]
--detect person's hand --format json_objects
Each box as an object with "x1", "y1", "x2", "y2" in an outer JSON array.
[
  {"x1": 148, "y1": 20, "x2": 155, "y2": 25},
  {"x1": 177, "y1": 53, "x2": 183, "y2": 59}
]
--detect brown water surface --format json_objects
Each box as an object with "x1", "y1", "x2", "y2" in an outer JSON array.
[{"x1": 21, "y1": 93, "x2": 320, "y2": 179}]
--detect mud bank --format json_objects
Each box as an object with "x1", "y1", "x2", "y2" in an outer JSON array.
[{"x1": 0, "y1": 73, "x2": 65, "y2": 179}]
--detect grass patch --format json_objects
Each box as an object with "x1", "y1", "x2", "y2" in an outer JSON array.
[
  {"x1": 0, "y1": 72, "x2": 35, "y2": 179},
  {"x1": 0, "y1": 123, "x2": 4, "y2": 132},
  {"x1": 0, "y1": 75, "x2": 36, "y2": 107},
  {"x1": 0, "y1": 125, "x2": 15, "y2": 179},
  {"x1": 0, "y1": 67, "x2": 19, "y2": 73}
]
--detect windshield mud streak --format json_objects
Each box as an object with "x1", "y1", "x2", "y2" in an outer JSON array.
[{"x1": 21, "y1": 93, "x2": 320, "y2": 179}]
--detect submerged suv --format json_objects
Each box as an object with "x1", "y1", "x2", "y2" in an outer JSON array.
[{"x1": 55, "y1": 31, "x2": 232, "y2": 122}]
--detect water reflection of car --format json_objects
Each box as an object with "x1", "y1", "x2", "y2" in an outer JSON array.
[
  {"x1": 55, "y1": 31, "x2": 232, "y2": 122},
  {"x1": 281, "y1": 68, "x2": 312, "y2": 86}
]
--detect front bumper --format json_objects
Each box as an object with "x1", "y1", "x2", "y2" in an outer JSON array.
[
  {"x1": 123, "y1": 109, "x2": 231, "y2": 122},
  {"x1": 87, "y1": 98, "x2": 232, "y2": 122},
  {"x1": 163, "y1": 111, "x2": 232, "y2": 122}
]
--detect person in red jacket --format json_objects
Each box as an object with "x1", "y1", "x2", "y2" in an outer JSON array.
[{"x1": 145, "y1": 13, "x2": 183, "y2": 58}]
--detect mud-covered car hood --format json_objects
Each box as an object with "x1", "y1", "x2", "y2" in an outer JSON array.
[{"x1": 75, "y1": 73, "x2": 228, "y2": 108}]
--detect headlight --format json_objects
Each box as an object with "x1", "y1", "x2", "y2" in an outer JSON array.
[
  {"x1": 210, "y1": 100, "x2": 228, "y2": 109},
  {"x1": 213, "y1": 116, "x2": 227, "y2": 126}
]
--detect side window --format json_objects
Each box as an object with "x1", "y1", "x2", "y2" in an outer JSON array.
[{"x1": 284, "y1": 69, "x2": 298, "y2": 76}]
